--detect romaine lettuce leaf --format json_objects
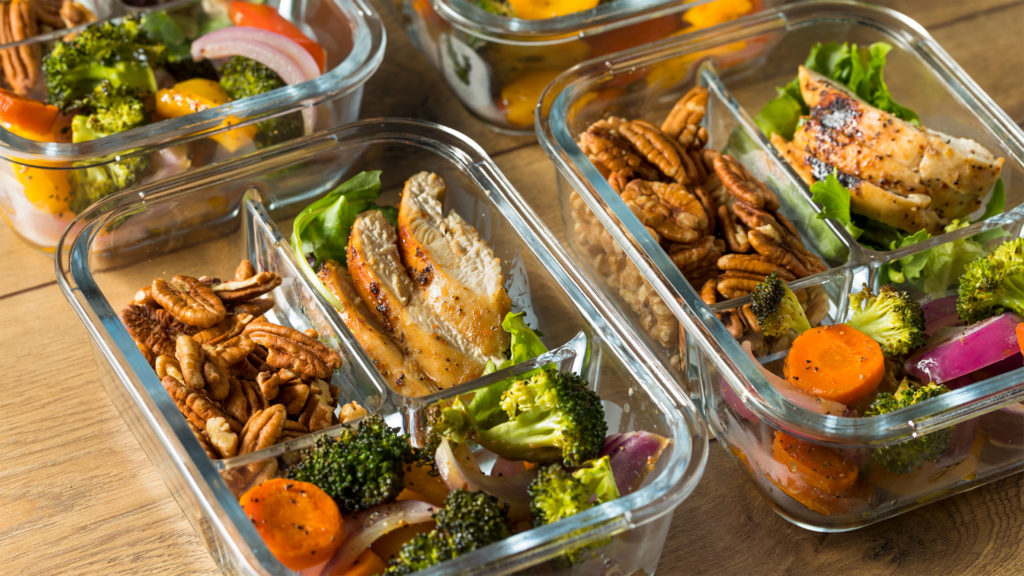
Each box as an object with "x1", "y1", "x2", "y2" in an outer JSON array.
[{"x1": 810, "y1": 172, "x2": 863, "y2": 239}]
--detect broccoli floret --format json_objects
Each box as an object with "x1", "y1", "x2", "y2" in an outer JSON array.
[
  {"x1": 845, "y1": 284, "x2": 926, "y2": 357},
  {"x1": 957, "y1": 238, "x2": 1024, "y2": 324},
  {"x1": 43, "y1": 14, "x2": 166, "y2": 112},
  {"x1": 68, "y1": 155, "x2": 150, "y2": 213},
  {"x1": 528, "y1": 457, "x2": 620, "y2": 565},
  {"x1": 71, "y1": 81, "x2": 149, "y2": 143},
  {"x1": 217, "y1": 56, "x2": 304, "y2": 147},
  {"x1": 385, "y1": 489, "x2": 511, "y2": 575},
  {"x1": 164, "y1": 55, "x2": 219, "y2": 83},
  {"x1": 472, "y1": 369, "x2": 607, "y2": 468},
  {"x1": 751, "y1": 271, "x2": 811, "y2": 337},
  {"x1": 287, "y1": 414, "x2": 419, "y2": 514},
  {"x1": 865, "y1": 379, "x2": 953, "y2": 474}
]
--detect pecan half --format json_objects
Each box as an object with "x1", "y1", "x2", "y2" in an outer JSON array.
[
  {"x1": 203, "y1": 355, "x2": 230, "y2": 402},
  {"x1": 60, "y1": 0, "x2": 95, "y2": 28},
  {"x1": 340, "y1": 401, "x2": 368, "y2": 424},
  {"x1": 239, "y1": 404, "x2": 286, "y2": 455},
  {"x1": 714, "y1": 154, "x2": 780, "y2": 211},
  {"x1": 668, "y1": 236, "x2": 723, "y2": 274},
  {"x1": 152, "y1": 276, "x2": 227, "y2": 328},
  {"x1": 692, "y1": 186, "x2": 716, "y2": 236},
  {"x1": 205, "y1": 334, "x2": 257, "y2": 366},
  {"x1": 277, "y1": 382, "x2": 310, "y2": 417},
  {"x1": 212, "y1": 271, "x2": 282, "y2": 302},
  {"x1": 206, "y1": 417, "x2": 239, "y2": 459},
  {"x1": 748, "y1": 229, "x2": 815, "y2": 278},
  {"x1": 256, "y1": 371, "x2": 281, "y2": 401},
  {"x1": 192, "y1": 314, "x2": 253, "y2": 346},
  {"x1": 622, "y1": 180, "x2": 704, "y2": 244},
  {"x1": 0, "y1": 0, "x2": 41, "y2": 97},
  {"x1": 581, "y1": 123, "x2": 659, "y2": 181},
  {"x1": 175, "y1": 335, "x2": 206, "y2": 390},
  {"x1": 223, "y1": 378, "x2": 251, "y2": 424},
  {"x1": 722, "y1": 311, "x2": 744, "y2": 339},
  {"x1": 243, "y1": 318, "x2": 342, "y2": 379},
  {"x1": 661, "y1": 86, "x2": 709, "y2": 149},
  {"x1": 230, "y1": 298, "x2": 275, "y2": 317},
  {"x1": 618, "y1": 120, "x2": 694, "y2": 184},
  {"x1": 234, "y1": 260, "x2": 257, "y2": 282},
  {"x1": 279, "y1": 420, "x2": 309, "y2": 441},
  {"x1": 297, "y1": 393, "x2": 334, "y2": 432},
  {"x1": 700, "y1": 278, "x2": 718, "y2": 307},
  {"x1": 121, "y1": 304, "x2": 192, "y2": 357},
  {"x1": 716, "y1": 272, "x2": 761, "y2": 300},
  {"x1": 155, "y1": 355, "x2": 184, "y2": 383},
  {"x1": 717, "y1": 254, "x2": 796, "y2": 281},
  {"x1": 718, "y1": 205, "x2": 751, "y2": 254}
]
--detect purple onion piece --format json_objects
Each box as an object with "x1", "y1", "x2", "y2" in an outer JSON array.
[
  {"x1": 599, "y1": 431, "x2": 671, "y2": 496},
  {"x1": 921, "y1": 294, "x2": 963, "y2": 336},
  {"x1": 933, "y1": 417, "x2": 981, "y2": 470},
  {"x1": 905, "y1": 312, "x2": 1024, "y2": 384},
  {"x1": 435, "y1": 439, "x2": 536, "y2": 502}
]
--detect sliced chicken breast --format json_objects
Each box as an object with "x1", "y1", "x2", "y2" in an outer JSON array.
[
  {"x1": 397, "y1": 171, "x2": 512, "y2": 357},
  {"x1": 347, "y1": 210, "x2": 488, "y2": 389},
  {"x1": 318, "y1": 260, "x2": 437, "y2": 397},
  {"x1": 772, "y1": 134, "x2": 939, "y2": 234},
  {"x1": 792, "y1": 117, "x2": 929, "y2": 197},
  {"x1": 798, "y1": 66, "x2": 1003, "y2": 196}
]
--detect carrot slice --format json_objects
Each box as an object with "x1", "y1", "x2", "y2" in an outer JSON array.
[
  {"x1": 1016, "y1": 323, "x2": 1024, "y2": 354},
  {"x1": 783, "y1": 324, "x2": 885, "y2": 405},
  {"x1": 771, "y1": 432, "x2": 858, "y2": 496},
  {"x1": 239, "y1": 478, "x2": 344, "y2": 570},
  {"x1": 326, "y1": 549, "x2": 388, "y2": 576}
]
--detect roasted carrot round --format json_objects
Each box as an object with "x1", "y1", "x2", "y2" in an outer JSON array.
[
  {"x1": 783, "y1": 324, "x2": 885, "y2": 405},
  {"x1": 1016, "y1": 323, "x2": 1024, "y2": 354},
  {"x1": 327, "y1": 549, "x2": 388, "y2": 576},
  {"x1": 239, "y1": 478, "x2": 344, "y2": 570},
  {"x1": 771, "y1": 431, "x2": 858, "y2": 495}
]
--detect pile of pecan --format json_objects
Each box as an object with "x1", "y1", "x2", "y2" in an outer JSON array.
[
  {"x1": 573, "y1": 86, "x2": 829, "y2": 357},
  {"x1": 0, "y1": 0, "x2": 95, "y2": 96},
  {"x1": 119, "y1": 260, "x2": 358, "y2": 462}
]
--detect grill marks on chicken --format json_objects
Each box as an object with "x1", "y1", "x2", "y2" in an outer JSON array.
[
  {"x1": 772, "y1": 66, "x2": 1005, "y2": 234},
  {"x1": 317, "y1": 260, "x2": 437, "y2": 397},
  {"x1": 397, "y1": 171, "x2": 512, "y2": 358}
]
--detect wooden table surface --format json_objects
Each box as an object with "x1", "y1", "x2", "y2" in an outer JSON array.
[{"x1": 2, "y1": 1, "x2": 1023, "y2": 574}]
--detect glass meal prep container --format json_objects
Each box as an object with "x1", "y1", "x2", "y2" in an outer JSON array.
[
  {"x1": 536, "y1": 0, "x2": 1024, "y2": 529},
  {"x1": 388, "y1": 0, "x2": 779, "y2": 134},
  {"x1": 56, "y1": 118, "x2": 709, "y2": 574},
  {"x1": 1, "y1": 0, "x2": 384, "y2": 254}
]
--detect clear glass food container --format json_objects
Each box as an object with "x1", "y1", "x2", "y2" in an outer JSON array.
[
  {"x1": 388, "y1": 0, "x2": 778, "y2": 134},
  {"x1": 1, "y1": 0, "x2": 384, "y2": 254},
  {"x1": 536, "y1": 0, "x2": 1024, "y2": 529},
  {"x1": 56, "y1": 119, "x2": 709, "y2": 573}
]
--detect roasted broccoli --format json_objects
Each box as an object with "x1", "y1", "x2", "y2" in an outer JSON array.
[
  {"x1": 70, "y1": 81, "x2": 149, "y2": 143},
  {"x1": 43, "y1": 14, "x2": 166, "y2": 112},
  {"x1": 528, "y1": 457, "x2": 620, "y2": 565},
  {"x1": 865, "y1": 379, "x2": 953, "y2": 474},
  {"x1": 846, "y1": 284, "x2": 926, "y2": 357},
  {"x1": 957, "y1": 238, "x2": 1024, "y2": 324},
  {"x1": 751, "y1": 271, "x2": 811, "y2": 337},
  {"x1": 385, "y1": 489, "x2": 511, "y2": 575},
  {"x1": 68, "y1": 156, "x2": 150, "y2": 213},
  {"x1": 287, "y1": 414, "x2": 419, "y2": 514},
  {"x1": 469, "y1": 369, "x2": 607, "y2": 468},
  {"x1": 218, "y1": 56, "x2": 303, "y2": 148}
]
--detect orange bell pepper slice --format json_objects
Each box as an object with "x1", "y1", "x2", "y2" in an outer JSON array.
[
  {"x1": 228, "y1": 1, "x2": 327, "y2": 72},
  {"x1": 156, "y1": 79, "x2": 257, "y2": 153},
  {"x1": 507, "y1": 0, "x2": 599, "y2": 20},
  {"x1": 0, "y1": 88, "x2": 59, "y2": 140}
]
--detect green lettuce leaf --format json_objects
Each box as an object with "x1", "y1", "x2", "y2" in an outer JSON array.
[
  {"x1": 754, "y1": 41, "x2": 918, "y2": 139},
  {"x1": 810, "y1": 172, "x2": 863, "y2": 239},
  {"x1": 291, "y1": 171, "x2": 398, "y2": 269},
  {"x1": 474, "y1": 311, "x2": 550, "y2": 428},
  {"x1": 921, "y1": 221, "x2": 986, "y2": 294}
]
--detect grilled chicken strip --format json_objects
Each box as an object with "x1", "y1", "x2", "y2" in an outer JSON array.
[
  {"x1": 347, "y1": 210, "x2": 488, "y2": 388},
  {"x1": 318, "y1": 260, "x2": 437, "y2": 397},
  {"x1": 799, "y1": 66, "x2": 1003, "y2": 196},
  {"x1": 397, "y1": 172, "x2": 512, "y2": 358},
  {"x1": 772, "y1": 134, "x2": 939, "y2": 234}
]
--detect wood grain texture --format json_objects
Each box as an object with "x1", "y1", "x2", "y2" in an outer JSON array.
[{"x1": 0, "y1": 1, "x2": 1023, "y2": 575}]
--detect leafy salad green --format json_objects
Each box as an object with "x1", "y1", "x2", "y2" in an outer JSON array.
[{"x1": 755, "y1": 41, "x2": 918, "y2": 140}]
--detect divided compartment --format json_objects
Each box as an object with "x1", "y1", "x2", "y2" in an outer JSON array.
[{"x1": 57, "y1": 119, "x2": 709, "y2": 574}]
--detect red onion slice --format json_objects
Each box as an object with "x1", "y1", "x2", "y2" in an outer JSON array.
[
  {"x1": 599, "y1": 431, "x2": 670, "y2": 496},
  {"x1": 191, "y1": 27, "x2": 320, "y2": 134},
  {"x1": 316, "y1": 500, "x2": 437, "y2": 576},
  {"x1": 435, "y1": 439, "x2": 536, "y2": 502},
  {"x1": 921, "y1": 294, "x2": 963, "y2": 336},
  {"x1": 905, "y1": 312, "x2": 1023, "y2": 384},
  {"x1": 491, "y1": 457, "x2": 527, "y2": 478}
]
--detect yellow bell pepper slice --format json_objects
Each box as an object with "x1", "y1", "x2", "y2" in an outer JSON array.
[
  {"x1": 507, "y1": 0, "x2": 599, "y2": 20},
  {"x1": 18, "y1": 163, "x2": 73, "y2": 216},
  {"x1": 683, "y1": 0, "x2": 753, "y2": 31},
  {"x1": 156, "y1": 79, "x2": 257, "y2": 153},
  {"x1": 500, "y1": 69, "x2": 563, "y2": 128}
]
